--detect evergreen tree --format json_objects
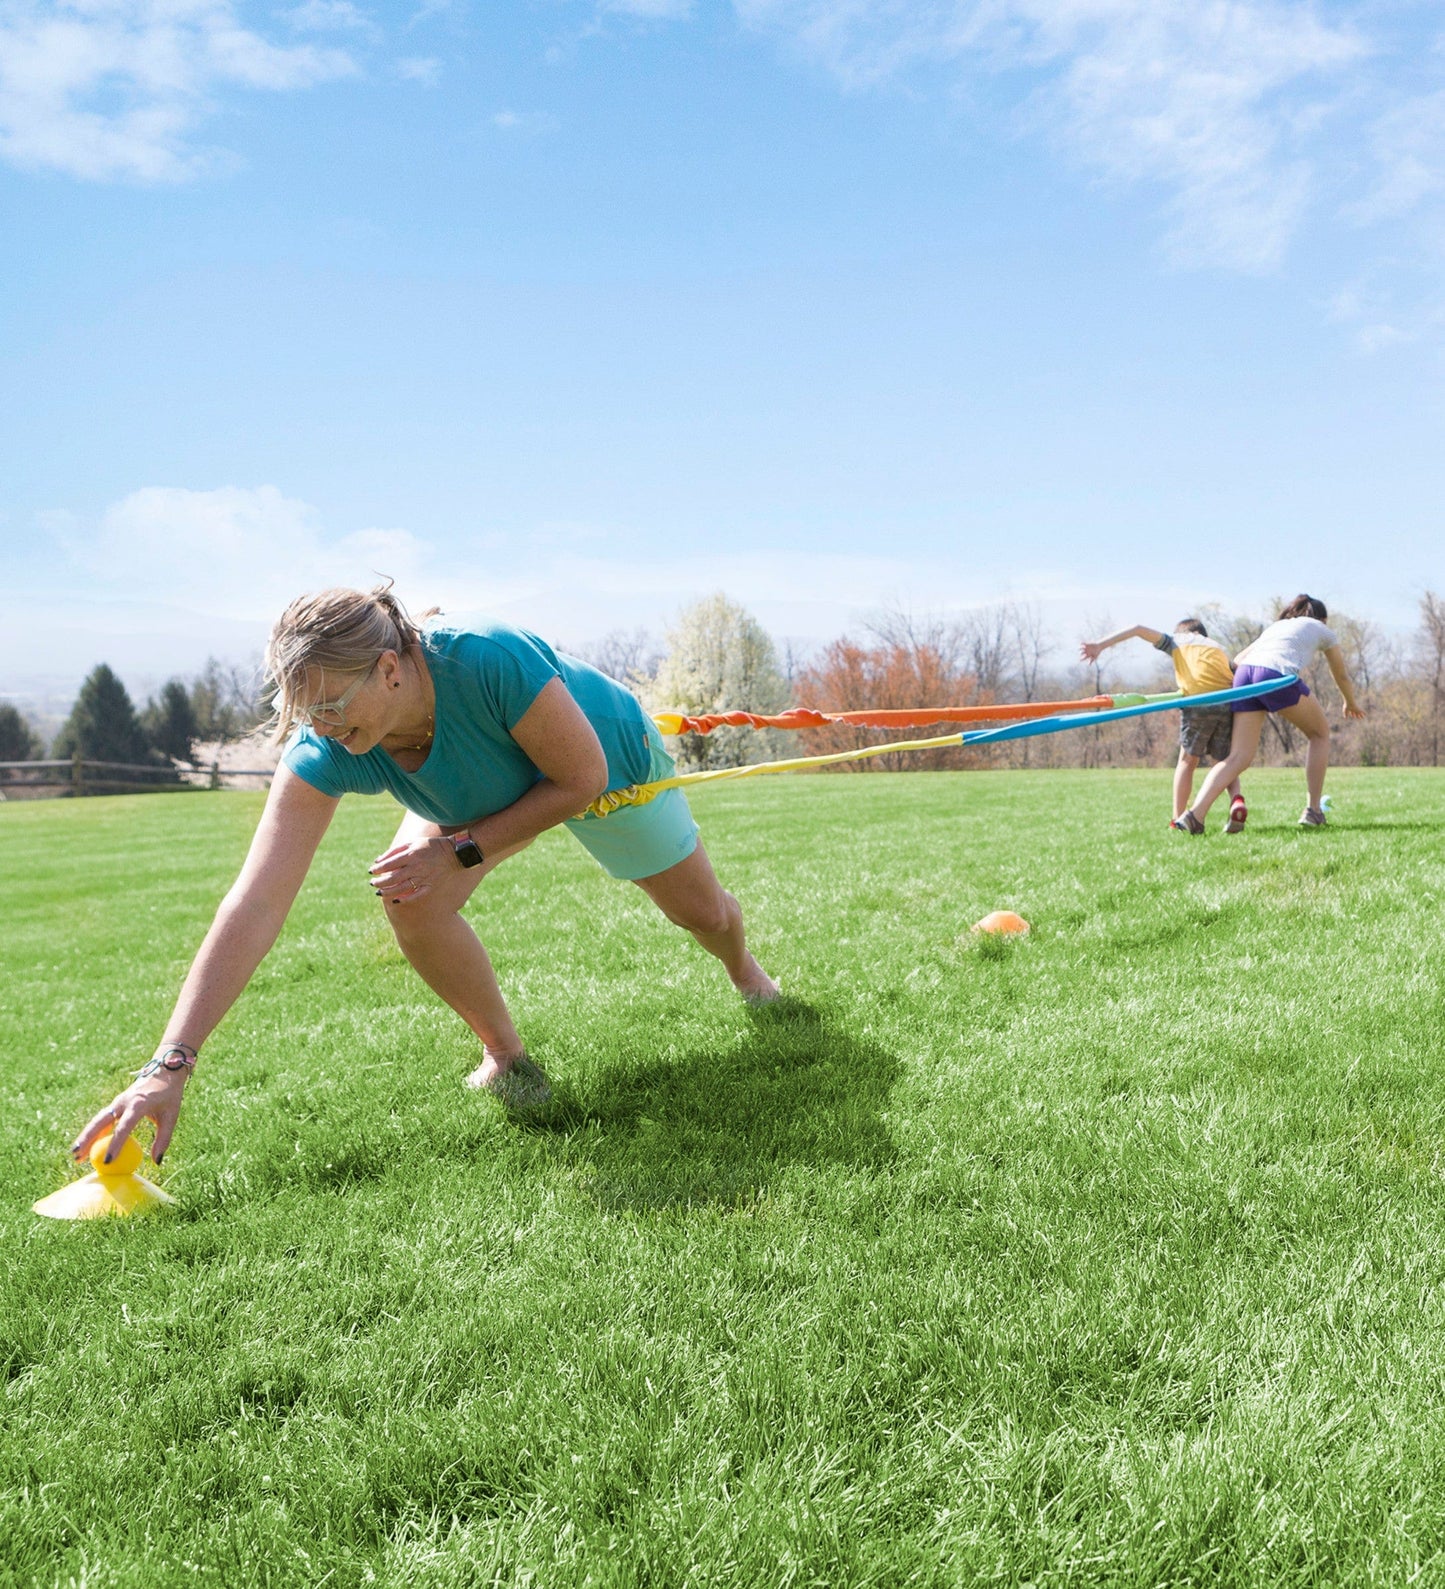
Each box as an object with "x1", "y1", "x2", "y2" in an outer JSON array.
[
  {"x1": 53, "y1": 665, "x2": 161, "y2": 766},
  {"x1": 189, "y1": 656, "x2": 263, "y2": 743},
  {"x1": 142, "y1": 679, "x2": 201, "y2": 762},
  {"x1": 0, "y1": 704, "x2": 44, "y2": 760}
]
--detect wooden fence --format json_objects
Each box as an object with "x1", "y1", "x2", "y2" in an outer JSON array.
[{"x1": 0, "y1": 754, "x2": 275, "y2": 800}]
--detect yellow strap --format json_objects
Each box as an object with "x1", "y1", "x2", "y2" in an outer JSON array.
[{"x1": 583, "y1": 731, "x2": 968, "y2": 818}]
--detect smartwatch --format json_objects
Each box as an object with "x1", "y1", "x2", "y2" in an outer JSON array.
[{"x1": 451, "y1": 832, "x2": 485, "y2": 868}]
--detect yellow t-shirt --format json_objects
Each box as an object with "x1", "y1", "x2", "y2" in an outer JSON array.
[{"x1": 1155, "y1": 632, "x2": 1234, "y2": 696}]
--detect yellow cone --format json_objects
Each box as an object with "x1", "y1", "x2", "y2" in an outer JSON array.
[{"x1": 33, "y1": 1131, "x2": 178, "y2": 1220}]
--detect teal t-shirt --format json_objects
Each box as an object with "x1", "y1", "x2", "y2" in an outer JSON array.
[{"x1": 282, "y1": 622, "x2": 653, "y2": 826}]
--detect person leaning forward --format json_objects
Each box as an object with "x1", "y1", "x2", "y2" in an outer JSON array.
[
  {"x1": 1080, "y1": 617, "x2": 1249, "y2": 830},
  {"x1": 71, "y1": 583, "x2": 780, "y2": 1166}
]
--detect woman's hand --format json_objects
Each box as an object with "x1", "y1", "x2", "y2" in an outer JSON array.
[
  {"x1": 1344, "y1": 699, "x2": 1366, "y2": 720},
  {"x1": 1079, "y1": 641, "x2": 1105, "y2": 664},
  {"x1": 369, "y1": 834, "x2": 457, "y2": 903},
  {"x1": 71, "y1": 1054, "x2": 191, "y2": 1168}
]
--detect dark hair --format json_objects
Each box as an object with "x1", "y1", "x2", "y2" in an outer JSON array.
[
  {"x1": 1176, "y1": 617, "x2": 1208, "y2": 637},
  {"x1": 1278, "y1": 593, "x2": 1327, "y2": 622}
]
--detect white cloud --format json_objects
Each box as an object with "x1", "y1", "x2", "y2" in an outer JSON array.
[
  {"x1": 66, "y1": 485, "x2": 431, "y2": 620},
  {"x1": 406, "y1": 0, "x2": 455, "y2": 25},
  {"x1": 396, "y1": 54, "x2": 439, "y2": 81},
  {"x1": 492, "y1": 108, "x2": 557, "y2": 133},
  {"x1": 282, "y1": 0, "x2": 375, "y2": 33},
  {"x1": 1353, "y1": 88, "x2": 1445, "y2": 225},
  {"x1": 7, "y1": 484, "x2": 1414, "y2": 691},
  {"x1": 735, "y1": 0, "x2": 1368, "y2": 271},
  {"x1": 0, "y1": 0, "x2": 357, "y2": 181},
  {"x1": 600, "y1": 0, "x2": 695, "y2": 17}
]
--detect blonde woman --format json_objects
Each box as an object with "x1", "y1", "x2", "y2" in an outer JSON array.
[{"x1": 72, "y1": 585, "x2": 778, "y2": 1168}]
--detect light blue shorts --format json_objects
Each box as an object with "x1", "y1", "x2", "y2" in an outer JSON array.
[{"x1": 564, "y1": 722, "x2": 700, "y2": 881}]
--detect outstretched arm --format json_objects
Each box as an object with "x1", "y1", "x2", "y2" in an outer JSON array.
[
  {"x1": 1079, "y1": 624, "x2": 1165, "y2": 665},
  {"x1": 1322, "y1": 645, "x2": 1366, "y2": 719},
  {"x1": 71, "y1": 765, "x2": 340, "y2": 1165}
]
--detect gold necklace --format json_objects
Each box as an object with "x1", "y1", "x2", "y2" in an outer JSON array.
[{"x1": 392, "y1": 664, "x2": 435, "y2": 751}]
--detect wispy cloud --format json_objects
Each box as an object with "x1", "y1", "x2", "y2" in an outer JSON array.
[
  {"x1": 397, "y1": 54, "x2": 440, "y2": 82},
  {"x1": 737, "y1": 0, "x2": 1368, "y2": 272},
  {"x1": 492, "y1": 108, "x2": 558, "y2": 133},
  {"x1": 0, "y1": 0, "x2": 356, "y2": 181},
  {"x1": 59, "y1": 486, "x2": 431, "y2": 620},
  {"x1": 600, "y1": 0, "x2": 695, "y2": 17},
  {"x1": 282, "y1": 0, "x2": 376, "y2": 34},
  {"x1": 1353, "y1": 87, "x2": 1445, "y2": 226}
]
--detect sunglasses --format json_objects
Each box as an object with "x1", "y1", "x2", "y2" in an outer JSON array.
[{"x1": 287, "y1": 658, "x2": 379, "y2": 728}]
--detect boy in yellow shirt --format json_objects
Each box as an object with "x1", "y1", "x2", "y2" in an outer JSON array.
[{"x1": 1080, "y1": 618, "x2": 1248, "y2": 831}]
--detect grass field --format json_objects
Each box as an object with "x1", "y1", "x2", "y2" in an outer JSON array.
[{"x1": 3, "y1": 766, "x2": 1444, "y2": 1587}]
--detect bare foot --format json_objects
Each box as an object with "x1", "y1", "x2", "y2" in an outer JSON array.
[
  {"x1": 463, "y1": 1048, "x2": 526, "y2": 1091},
  {"x1": 732, "y1": 956, "x2": 781, "y2": 1006}
]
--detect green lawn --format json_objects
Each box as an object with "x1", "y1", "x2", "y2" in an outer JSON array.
[{"x1": 3, "y1": 767, "x2": 1444, "y2": 1587}]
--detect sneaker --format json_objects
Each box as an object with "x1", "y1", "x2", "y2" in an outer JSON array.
[
  {"x1": 1299, "y1": 806, "x2": 1327, "y2": 827},
  {"x1": 1224, "y1": 798, "x2": 1248, "y2": 834},
  {"x1": 1171, "y1": 811, "x2": 1205, "y2": 835},
  {"x1": 466, "y1": 1053, "x2": 552, "y2": 1112}
]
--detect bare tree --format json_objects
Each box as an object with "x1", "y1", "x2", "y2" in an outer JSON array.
[
  {"x1": 1008, "y1": 601, "x2": 1051, "y2": 702},
  {"x1": 1417, "y1": 590, "x2": 1445, "y2": 766},
  {"x1": 1327, "y1": 613, "x2": 1386, "y2": 695},
  {"x1": 1078, "y1": 609, "x2": 1115, "y2": 697},
  {"x1": 778, "y1": 636, "x2": 813, "y2": 694},
  {"x1": 959, "y1": 605, "x2": 1012, "y2": 700},
  {"x1": 863, "y1": 602, "x2": 969, "y2": 677},
  {"x1": 571, "y1": 628, "x2": 660, "y2": 694},
  {"x1": 1196, "y1": 601, "x2": 1264, "y2": 662}
]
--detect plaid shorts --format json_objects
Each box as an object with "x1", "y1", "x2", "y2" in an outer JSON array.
[{"x1": 1178, "y1": 704, "x2": 1234, "y2": 763}]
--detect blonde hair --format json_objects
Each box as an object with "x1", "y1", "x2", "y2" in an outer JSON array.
[{"x1": 264, "y1": 581, "x2": 435, "y2": 742}]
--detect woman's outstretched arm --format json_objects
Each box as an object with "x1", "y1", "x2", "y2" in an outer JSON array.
[
  {"x1": 71, "y1": 765, "x2": 340, "y2": 1165},
  {"x1": 1316, "y1": 645, "x2": 1367, "y2": 721},
  {"x1": 1322, "y1": 645, "x2": 1366, "y2": 718}
]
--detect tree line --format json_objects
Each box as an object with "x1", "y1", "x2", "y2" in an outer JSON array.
[
  {"x1": 577, "y1": 590, "x2": 1445, "y2": 773},
  {"x1": 6, "y1": 591, "x2": 1443, "y2": 785},
  {"x1": 0, "y1": 659, "x2": 264, "y2": 772}
]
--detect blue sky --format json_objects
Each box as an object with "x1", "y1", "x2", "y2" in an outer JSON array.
[{"x1": 2, "y1": 0, "x2": 1442, "y2": 704}]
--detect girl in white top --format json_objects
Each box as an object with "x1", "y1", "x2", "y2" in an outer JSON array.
[
  {"x1": 1235, "y1": 616, "x2": 1341, "y2": 676},
  {"x1": 1175, "y1": 594, "x2": 1364, "y2": 833}
]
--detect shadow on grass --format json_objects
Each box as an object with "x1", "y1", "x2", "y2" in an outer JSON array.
[
  {"x1": 532, "y1": 999, "x2": 900, "y2": 1212},
  {"x1": 224, "y1": 1002, "x2": 898, "y2": 1210}
]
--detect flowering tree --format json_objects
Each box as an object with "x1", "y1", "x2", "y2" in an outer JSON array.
[{"x1": 648, "y1": 594, "x2": 791, "y2": 770}]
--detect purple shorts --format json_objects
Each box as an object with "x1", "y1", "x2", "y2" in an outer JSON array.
[{"x1": 1231, "y1": 664, "x2": 1310, "y2": 713}]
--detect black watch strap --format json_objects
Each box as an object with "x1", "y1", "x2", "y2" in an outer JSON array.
[{"x1": 451, "y1": 833, "x2": 485, "y2": 868}]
